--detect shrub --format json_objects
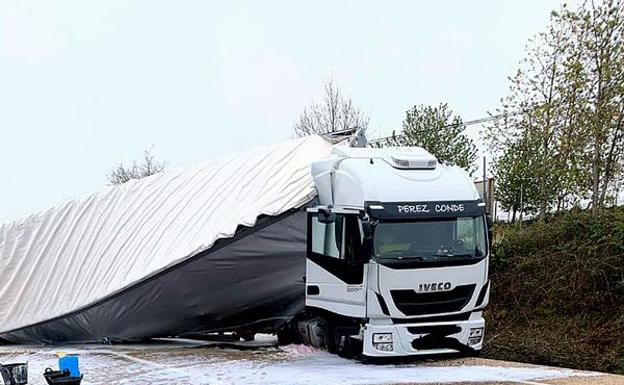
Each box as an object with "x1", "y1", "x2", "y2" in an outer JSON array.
[{"x1": 484, "y1": 207, "x2": 624, "y2": 373}]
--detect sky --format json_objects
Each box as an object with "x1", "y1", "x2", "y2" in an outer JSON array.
[{"x1": 0, "y1": 0, "x2": 566, "y2": 223}]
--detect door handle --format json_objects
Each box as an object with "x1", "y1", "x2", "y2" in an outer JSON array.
[{"x1": 307, "y1": 285, "x2": 320, "y2": 295}]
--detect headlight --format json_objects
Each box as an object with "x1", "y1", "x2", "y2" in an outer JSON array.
[
  {"x1": 372, "y1": 333, "x2": 394, "y2": 351},
  {"x1": 373, "y1": 333, "x2": 393, "y2": 343}
]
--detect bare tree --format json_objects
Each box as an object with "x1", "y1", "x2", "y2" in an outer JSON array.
[
  {"x1": 294, "y1": 79, "x2": 369, "y2": 137},
  {"x1": 108, "y1": 149, "x2": 166, "y2": 185}
]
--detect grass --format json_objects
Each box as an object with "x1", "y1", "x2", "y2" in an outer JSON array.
[{"x1": 482, "y1": 207, "x2": 624, "y2": 374}]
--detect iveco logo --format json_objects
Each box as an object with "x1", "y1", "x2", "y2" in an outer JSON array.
[{"x1": 417, "y1": 282, "x2": 452, "y2": 292}]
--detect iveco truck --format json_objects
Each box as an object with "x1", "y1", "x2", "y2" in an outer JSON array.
[
  {"x1": 0, "y1": 135, "x2": 489, "y2": 359},
  {"x1": 287, "y1": 145, "x2": 490, "y2": 358}
]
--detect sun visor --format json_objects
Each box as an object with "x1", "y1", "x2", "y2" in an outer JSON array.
[{"x1": 365, "y1": 200, "x2": 485, "y2": 220}]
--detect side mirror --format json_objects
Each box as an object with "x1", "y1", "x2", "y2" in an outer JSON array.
[
  {"x1": 318, "y1": 207, "x2": 336, "y2": 224},
  {"x1": 486, "y1": 215, "x2": 493, "y2": 250},
  {"x1": 360, "y1": 216, "x2": 374, "y2": 262}
]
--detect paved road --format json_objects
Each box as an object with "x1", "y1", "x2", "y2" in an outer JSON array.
[{"x1": 0, "y1": 338, "x2": 621, "y2": 385}]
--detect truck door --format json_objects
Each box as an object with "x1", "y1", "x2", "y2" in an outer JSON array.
[{"x1": 305, "y1": 208, "x2": 367, "y2": 318}]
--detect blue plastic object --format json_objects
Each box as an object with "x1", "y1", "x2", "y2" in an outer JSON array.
[{"x1": 58, "y1": 355, "x2": 80, "y2": 377}]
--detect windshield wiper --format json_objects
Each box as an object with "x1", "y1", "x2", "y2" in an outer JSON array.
[
  {"x1": 376, "y1": 255, "x2": 425, "y2": 261},
  {"x1": 431, "y1": 253, "x2": 475, "y2": 259},
  {"x1": 396, "y1": 255, "x2": 425, "y2": 261}
]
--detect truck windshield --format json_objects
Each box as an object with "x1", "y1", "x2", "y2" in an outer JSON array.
[{"x1": 373, "y1": 216, "x2": 487, "y2": 261}]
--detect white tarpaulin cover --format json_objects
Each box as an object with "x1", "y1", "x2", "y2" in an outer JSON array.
[{"x1": 0, "y1": 135, "x2": 333, "y2": 335}]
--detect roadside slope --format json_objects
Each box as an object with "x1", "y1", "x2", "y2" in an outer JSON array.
[{"x1": 483, "y1": 208, "x2": 624, "y2": 374}]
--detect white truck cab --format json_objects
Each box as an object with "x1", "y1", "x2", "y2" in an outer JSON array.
[{"x1": 299, "y1": 145, "x2": 490, "y2": 358}]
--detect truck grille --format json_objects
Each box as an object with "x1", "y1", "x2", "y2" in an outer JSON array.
[{"x1": 390, "y1": 284, "x2": 476, "y2": 316}]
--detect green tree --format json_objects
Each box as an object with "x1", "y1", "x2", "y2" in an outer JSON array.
[
  {"x1": 402, "y1": 103, "x2": 478, "y2": 175},
  {"x1": 493, "y1": 134, "x2": 541, "y2": 221},
  {"x1": 565, "y1": 0, "x2": 624, "y2": 212},
  {"x1": 488, "y1": 6, "x2": 578, "y2": 219},
  {"x1": 489, "y1": 0, "x2": 624, "y2": 217}
]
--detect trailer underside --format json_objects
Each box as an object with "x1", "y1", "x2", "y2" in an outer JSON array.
[{"x1": 0, "y1": 210, "x2": 308, "y2": 344}]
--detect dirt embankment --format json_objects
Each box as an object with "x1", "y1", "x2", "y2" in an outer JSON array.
[{"x1": 483, "y1": 208, "x2": 624, "y2": 374}]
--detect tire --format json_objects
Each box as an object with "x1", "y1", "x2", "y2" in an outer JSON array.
[
  {"x1": 329, "y1": 327, "x2": 356, "y2": 358},
  {"x1": 336, "y1": 336, "x2": 353, "y2": 358}
]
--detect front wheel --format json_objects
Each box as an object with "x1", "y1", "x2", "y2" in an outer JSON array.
[{"x1": 329, "y1": 327, "x2": 360, "y2": 358}]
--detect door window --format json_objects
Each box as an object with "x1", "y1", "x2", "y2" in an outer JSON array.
[
  {"x1": 310, "y1": 214, "x2": 363, "y2": 262},
  {"x1": 311, "y1": 217, "x2": 340, "y2": 258}
]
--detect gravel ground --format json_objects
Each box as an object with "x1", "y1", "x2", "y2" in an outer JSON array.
[{"x1": 0, "y1": 338, "x2": 621, "y2": 385}]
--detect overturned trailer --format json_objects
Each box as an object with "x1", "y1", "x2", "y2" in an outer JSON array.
[
  {"x1": 0, "y1": 136, "x2": 333, "y2": 344},
  {"x1": 1, "y1": 134, "x2": 490, "y2": 358}
]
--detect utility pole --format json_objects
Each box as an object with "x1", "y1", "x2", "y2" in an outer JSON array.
[
  {"x1": 482, "y1": 157, "x2": 488, "y2": 214},
  {"x1": 519, "y1": 184, "x2": 524, "y2": 223}
]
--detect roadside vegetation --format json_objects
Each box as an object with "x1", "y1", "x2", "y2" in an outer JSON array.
[
  {"x1": 483, "y1": 207, "x2": 624, "y2": 374},
  {"x1": 489, "y1": 0, "x2": 624, "y2": 219}
]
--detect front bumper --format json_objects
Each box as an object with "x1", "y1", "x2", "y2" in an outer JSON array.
[{"x1": 362, "y1": 312, "x2": 485, "y2": 357}]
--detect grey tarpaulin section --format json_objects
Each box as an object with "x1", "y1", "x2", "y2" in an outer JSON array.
[
  {"x1": 0, "y1": 209, "x2": 307, "y2": 344},
  {"x1": 0, "y1": 136, "x2": 333, "y2": 336}
]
